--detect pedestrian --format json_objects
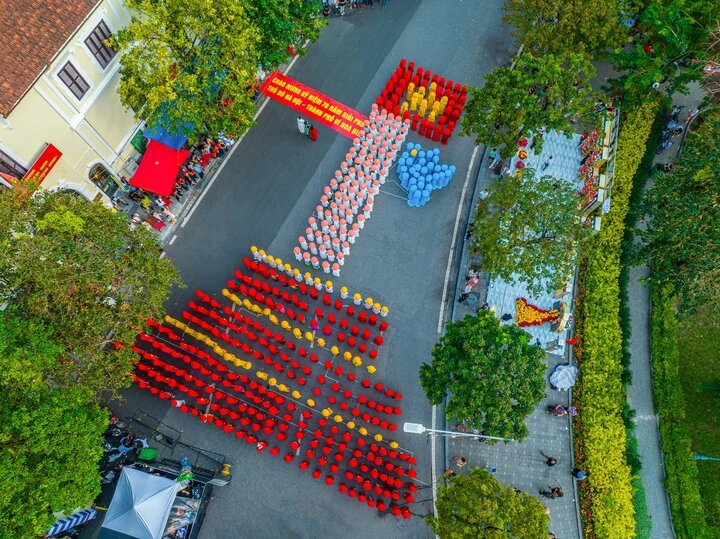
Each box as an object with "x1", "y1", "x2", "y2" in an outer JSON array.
[
  {"x1": 500, "y1": 313, "x2": 513, "y2": 322},
  {"x1": 381, "y1": 0, "x2": 389, "y2": 6},
  {"x1": 297, "y1": 116, "x2": 308, "y2": 136},
  {"x1": 540, "y1": 451, "x2": 557, "y2": 466},
  {"x1": 551, "y1": 486, "x2": 564, "y2": 498},
  {"x1": 541, "y1": 155, "x2": 553, "y2": 171},
  {"x1": 309, "y1": 124, "x2": 318, "y2": 141},
  {"x1": 487, "y1": 148, "x2": 498, "y2": 163},
  {"x1": 454, "y1": 455, "x2": 467, "y2": 467},
  {"x1": 490, "y1": 153, "x2": 501, "y2": 169},
  {"x1": 539, "y1": 489, "x2": 555, "y2": 500},
  {"x1": 486, "y1": 465, "x2": 496, "y2": 475},
  {"x1": 458, "y1": 283, "x2": 472, "y2": 303},
  {"x1": 479, "y1": 188, "x2": 490, "y2": 201},
  {"x1": 443, "y1": 468, "x2": 457, "y2": 478},
  {"x1": 687, "y1": 108, "x2": 699, "y2": 122},
  {"x1": 572, "y1": 468, "x2": 587, "y2": 480}
]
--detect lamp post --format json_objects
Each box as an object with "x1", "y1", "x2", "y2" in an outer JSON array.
[{"x1": 403, "y1": 422, "x2": 515, "y2": 443}]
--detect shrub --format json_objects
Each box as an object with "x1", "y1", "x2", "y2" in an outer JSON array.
[
  {"x1": 650, "y1": 283, "x2": 709, "y2": 538},
  {"x1": 573, "y1": 101, "x2": 659, "y2": 538}
]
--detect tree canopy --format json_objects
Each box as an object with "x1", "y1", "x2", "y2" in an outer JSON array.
[
  {"x1": 419, "y1": 310, "x2": 546, "y2": 441},
  {"x1": 0, "y1": 312, "x2": 107, "y2": 536},
  {"x1": 469, "y1": 167, "x2": 589, "y2": 295},
  {"x1": 503, "y1": 0, "x2": 630, "y2": 56},
  {"x1": 610, "y1": 0, "x2": 713, "y2": 103},
  {"x1": 461, "y1": 52, "x2": 599, "y2": 156},
  {"x1": 427, "y1": 467, "x2": 549, "y2": 539},
  {"x1": 0, "y1": 188, "x2": 181, "y2": 398},
  {"x1": 243, "y1": 0, "x2": 325, "y2": 70},
  {"x1": 638, "y1": 107, "x2": 720, "y2": 315},
  {"x1": 115, "y1": 0, "x2": 262, "y2": 141}
]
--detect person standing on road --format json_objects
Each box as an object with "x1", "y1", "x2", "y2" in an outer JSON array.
[
  {"x1": 458, "y1": 283, "x2": 472, "y2": 303},
  {"x1": 297, "y1": 116, "x2": 308, "y2": 136}
]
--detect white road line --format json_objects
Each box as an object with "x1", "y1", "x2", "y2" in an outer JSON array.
[
  {"x1": 431, "y1": 404, "x2": 439, "y2": 522},
  {"x1": 437, "y1": 145, "x2": 480, "y2": 333},
  {"x1": 169, "y1": 234, "x2": 177, "y2": 245},
  {"x1": 180, "y1": 52, "x2": 302, "y2": 229}
]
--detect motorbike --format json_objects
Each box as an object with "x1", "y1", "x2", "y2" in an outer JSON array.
[{"x1": 547, "y1": 405, "x2": 578, "y2": 417}]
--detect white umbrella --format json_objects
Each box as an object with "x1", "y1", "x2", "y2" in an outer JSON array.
[{"x1": 550, "y1": 364, "x2": 578, "y2": 391}]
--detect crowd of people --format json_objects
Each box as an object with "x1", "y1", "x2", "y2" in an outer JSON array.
[
  {"x1": 113, "y1": 133, "x2": 234, "y2": 235},
  {"x1": 321, "y1": 0, "x2": 390, "y2": 16}
]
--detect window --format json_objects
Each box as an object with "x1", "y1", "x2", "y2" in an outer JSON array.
[
  {"x1": 84, "y1": 21, "x2": 116, "y2": 69},
  {"x1": 0, "y1": 148, "x2": 28, "y2": 179},
  {"x1": 89, "y1": 163, "x2": 121, "y2": 197},
  {"x1": 58, "y1": 61, "x2": 90, "y2": 100}
]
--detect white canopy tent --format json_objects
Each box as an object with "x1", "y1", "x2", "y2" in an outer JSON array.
[{"x1": 100, "y1": 467, "x2": 179, "y2": 539}]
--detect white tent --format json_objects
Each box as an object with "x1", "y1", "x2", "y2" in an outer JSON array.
[{"x1": 100, "y1": 467, "x2": 179, "y2": 539}]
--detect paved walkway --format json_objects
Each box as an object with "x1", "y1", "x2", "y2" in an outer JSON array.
[
  {"x1": 442, "y1": 83, "x2": 706, "y2": 539},
  {"x1": 626, "y1": 84, "x2": 704, "y2": 539},
  {"x1": 443, "y1": 151, "x2": 582, "y2": 539}
]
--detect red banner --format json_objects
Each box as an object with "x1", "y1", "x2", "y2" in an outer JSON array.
[
  {"x1": 23, "y1": 143, "x2": 62, "y2": 184},
  {"x1": 260, "y1": 72, "x2": 368, "y2": 139}
]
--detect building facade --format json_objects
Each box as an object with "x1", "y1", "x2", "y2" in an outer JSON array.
[{"x1": 0, "y1": 0, "x2": 144, "y2": 203}]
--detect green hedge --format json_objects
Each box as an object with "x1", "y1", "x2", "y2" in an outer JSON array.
[
  {"x1": 618, "y1": 99, "x2": 668, "y2": 538},
  {"x1": 650, "y1": 283, "x2": 710, "y2": 538},
  {"x1": 573, "y1": 101, "x2": 659, "y2": 538}
]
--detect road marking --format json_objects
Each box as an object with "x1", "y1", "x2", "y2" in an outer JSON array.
[
  {"x1": 437, "y1": 145, "x2": 480, "y2": 333},
  {"x1": 180, "y1": 52, "x2": 302, "y2": 229},
  {"x1": 431, "y1": 405, "x2": 439, "y2": 522},
  {"x1": 169, "y1": 234, "x2": 177, "y2": 245}
]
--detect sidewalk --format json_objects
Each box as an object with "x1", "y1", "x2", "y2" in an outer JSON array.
[
  {"x1": 440, "y1": 82, "x2": 706, "y2": 538},
  {"x1": 443, "y1": 149, "x2": 582, "y2": 539},
  {"x1": 626, "y1": 82, "x2": 706, "y2": 539}
]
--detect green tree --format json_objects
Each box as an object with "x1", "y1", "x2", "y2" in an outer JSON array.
[
  {"x1": 419, "y1": 310, "x2": 546, "y2": 441},
  {"x1": 503, "y1": 0, "x2": 630, "y2": 56},
  {"x1": 242, "y1": 0, "x2": 326, "y2": 70},
  {"x1": 114, "y1": 0, "x2": 262, "y2": 141},
  {"x1": 610, "y1": 0, "x2": 712, "y2": 103},
  {"x1": 0, "y1": 188, "x2": 181, "y2": 398},
  {"x1": 0, "y1": 312, "x2": 108, "y2": 536},
  {"x1": 461, "y1": 52, "x2": 599, "y2": 156},
  {"x1": 638, "y1": 107, "x2": 720, "y2": 315},
  {"x1": 427, "y1": 467, "x2": 549, "y2": 538},
  {"x1": 469, "y1": 167, "x2": 589, "y2": 295}
]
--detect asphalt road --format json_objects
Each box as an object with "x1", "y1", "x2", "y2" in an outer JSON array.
[{"x1": 124, "y1": 2, "x2": 516, "y2": 538}]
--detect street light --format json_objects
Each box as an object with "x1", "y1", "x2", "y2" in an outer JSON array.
[{"x1": 403, "y1": 422, "x2": 514, "y2": 443}]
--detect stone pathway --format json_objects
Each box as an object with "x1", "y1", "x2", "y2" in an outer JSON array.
[{"x1": 444, "y1": 146, "x2": 582, "y2": 539}]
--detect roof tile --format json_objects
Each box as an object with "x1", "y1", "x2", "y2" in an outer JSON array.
[{"x1": 0, "y1": 0, "x2": 101, "y2": 116}]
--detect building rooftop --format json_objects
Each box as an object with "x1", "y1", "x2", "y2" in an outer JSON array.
[{"x1": 0, "y1": 0, "x2": 100, "y2": 116}]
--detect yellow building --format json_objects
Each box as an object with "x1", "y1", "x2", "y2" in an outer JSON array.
[{"x1": 0, "y1": 0, "x2": 144, "y2": 204}]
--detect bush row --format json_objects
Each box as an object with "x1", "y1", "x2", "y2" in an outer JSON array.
[
  {"x1": 650, "y1": 283, "x2": 709, "y2": 538},
  {"x1": 573, "y1": 101, "x2": 658, "y2": 538},
  {"x1": 618, "y1": 99, "x2": 669, "y2": 539}
]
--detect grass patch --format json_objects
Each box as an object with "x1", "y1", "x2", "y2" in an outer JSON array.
[
  {"x1": 632, "y1": 477, "x2": 653, "y2": 539},
  {"x1": 677, "y1": 313, "x2": 720, "y2": 530}
]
